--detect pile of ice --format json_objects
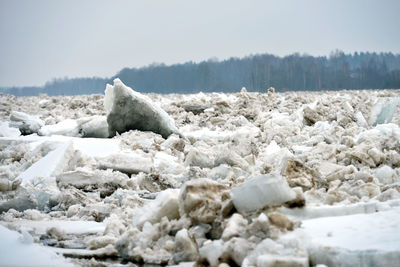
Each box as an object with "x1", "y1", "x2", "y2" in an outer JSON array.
[{"x1": 0, "y1": 81, "x2": 400, "y2": 266}]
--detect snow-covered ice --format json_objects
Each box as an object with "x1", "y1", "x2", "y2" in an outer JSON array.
[{"x1": 282, "y1": 206, "x2": 400, "y2": 267}]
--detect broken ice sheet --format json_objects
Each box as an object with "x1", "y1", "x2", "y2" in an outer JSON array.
[
  {"x1": 18, "y1": 141, "x2": 74, "y2": 187},
  {"x1": 1, "y1": 87, "x2": 400, "y2": 266}
]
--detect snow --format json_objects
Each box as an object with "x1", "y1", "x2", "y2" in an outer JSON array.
[
  {"x1": 169, "y1": 262, "x2": 195, "y2": 267},
  {"x1": 0, "y1": 225, "x2": 73, "y2": 266},
  {"x1": 181, "y1": 125, "x2": 259, "y2": 145}
]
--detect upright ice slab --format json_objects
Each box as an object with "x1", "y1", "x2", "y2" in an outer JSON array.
[
  {"x1": 369, "y1": 97, "x2": 399, "y2": 126},
  {"x1": 104, "y1": 78, "x2": 183, "y2": 139}
]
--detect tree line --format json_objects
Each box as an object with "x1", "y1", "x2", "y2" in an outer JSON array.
[{"x1": 2, "y1": 50, "x2": 400, "y2": 96}]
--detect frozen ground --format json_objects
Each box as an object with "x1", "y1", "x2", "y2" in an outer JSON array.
[{"x1": 0, "y1": 81, "x2": 400, "y2": 266}]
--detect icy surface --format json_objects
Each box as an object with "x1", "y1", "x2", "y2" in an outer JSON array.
[
  {"x1": 0, "y1": 219, "x2": 105, "y2": 235},
  {"x1": 1, "y1": 87, "x2": 400, "y2": 266},
  {"x1": 0, "y1": 225, "x2": 73, "y2": 266},
  {"x1": 283, "y1": 207, "x2": 400, "y2": 266},
  {"x1": 302, "y1": 207, "x2": 400, "y2": 251},
  {"x1": 18, "y1": 141, "x2": 74, "y2": 187}
]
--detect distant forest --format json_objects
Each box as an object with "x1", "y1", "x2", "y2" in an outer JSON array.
[{"x1": 2, "y1": 50, "x2": 400, "y2": 96}]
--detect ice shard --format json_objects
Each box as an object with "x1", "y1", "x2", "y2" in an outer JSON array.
[{"x1": 104, "y1": 78, "x2": 184, "y2": 139}]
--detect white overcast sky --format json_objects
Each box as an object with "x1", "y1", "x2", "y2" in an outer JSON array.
[{"x1": 0, "y1": 0, "x2": 399, "y2": 87}]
